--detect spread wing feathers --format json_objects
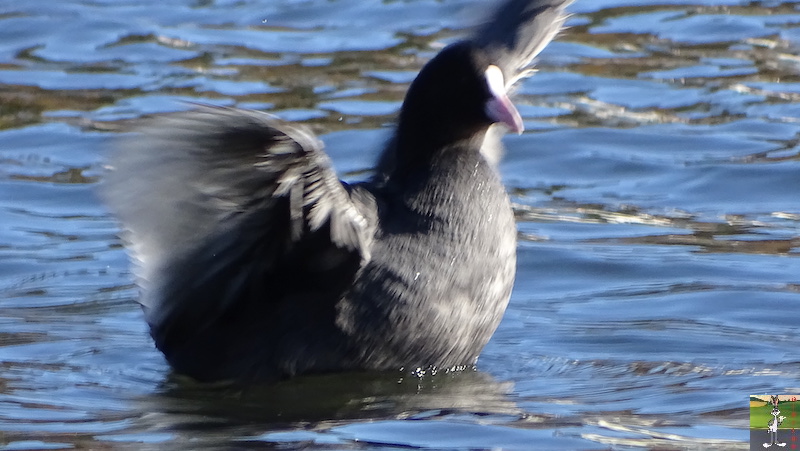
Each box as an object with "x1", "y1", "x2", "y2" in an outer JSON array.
[
  {"x1": 102, "y1": 105, "x2": 373, "y2": 299},
  {"x1": 473, "y1": 0, "x2": 571, "y2": 87}
]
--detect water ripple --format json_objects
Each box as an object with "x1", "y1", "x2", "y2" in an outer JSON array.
[{"x1": 2, "y1": 0, "x2": 800, "y2": 449}]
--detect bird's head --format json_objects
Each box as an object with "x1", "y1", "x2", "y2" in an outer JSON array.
[{"x1": 397, "y1": 42, "x2": 523, "y2": 148}]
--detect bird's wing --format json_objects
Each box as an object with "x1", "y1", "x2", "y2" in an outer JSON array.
[
  {"x1": 473, "y1": 0, "x2": 571, "y2": 86},
  {"x1": 102, "y1": 105, "x2": 375, "y2": 316}
]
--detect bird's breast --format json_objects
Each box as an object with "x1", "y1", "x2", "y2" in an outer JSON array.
[{"x1": 338, "y1": 150, "x2": 517, "y2": 369}]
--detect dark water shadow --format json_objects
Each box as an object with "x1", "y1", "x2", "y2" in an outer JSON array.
[{"x1": 129, "y1": 369, "x2": 522, "y2": 446}]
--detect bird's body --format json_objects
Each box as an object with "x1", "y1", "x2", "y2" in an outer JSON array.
[
  {"x1": 103, "y1": 0, "x2": 570, "y2": 383},
  {"x1": 341, "y1": 140, "x2": 517, "y2": 372}
]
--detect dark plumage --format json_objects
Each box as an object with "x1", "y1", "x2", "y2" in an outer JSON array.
[{"x1": 102, "y1": 0, "x2": 570, "y2": 383}]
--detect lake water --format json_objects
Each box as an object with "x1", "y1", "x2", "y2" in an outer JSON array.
[{"x1": 1, "y1": 0, "x2": 799, "y2": 449}]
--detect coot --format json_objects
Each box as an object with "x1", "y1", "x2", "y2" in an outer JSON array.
[{"x1": 103, "y1": 0, "x2": 570, "y2": 383}]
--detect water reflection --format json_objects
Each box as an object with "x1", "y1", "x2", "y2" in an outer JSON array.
[
  {"x1": 131, "y1": 370, "x2": 522, "y2": 447},
  {"x1": 154, "y1": 370, "x2": 516, "y2": 422}
]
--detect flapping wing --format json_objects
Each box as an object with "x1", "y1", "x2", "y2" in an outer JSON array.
[
  {"x1": 102, "y1": 105, "x2": 375, "y2": 312},
  {"x1": 473, "y1": 0, "x2": 571, "y2": 87}
]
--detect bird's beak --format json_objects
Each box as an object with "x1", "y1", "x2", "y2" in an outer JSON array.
[{"x1": 483, "y1": 65, "x2": 524, "y2": 134}]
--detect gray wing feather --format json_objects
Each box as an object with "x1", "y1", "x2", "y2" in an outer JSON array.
[
  {"x1": 473, "y1": 0, "x2": 571, "y2": 86},
  {"x1": 102, "y1": 105, "x2": 373, "y2": 308}
]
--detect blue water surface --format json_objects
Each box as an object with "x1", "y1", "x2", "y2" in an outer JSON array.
[{"x1": 2, "y1": 0, "x2": 800, "y2": 449}]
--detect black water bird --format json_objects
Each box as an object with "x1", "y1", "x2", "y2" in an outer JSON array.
[{"x1": 103, "y1": 0, "x2": 570, "y2": 383}]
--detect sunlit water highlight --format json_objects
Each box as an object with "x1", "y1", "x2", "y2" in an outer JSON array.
[{"x1": 2, "y1": 1, "x2": 800, "y2": 449}]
